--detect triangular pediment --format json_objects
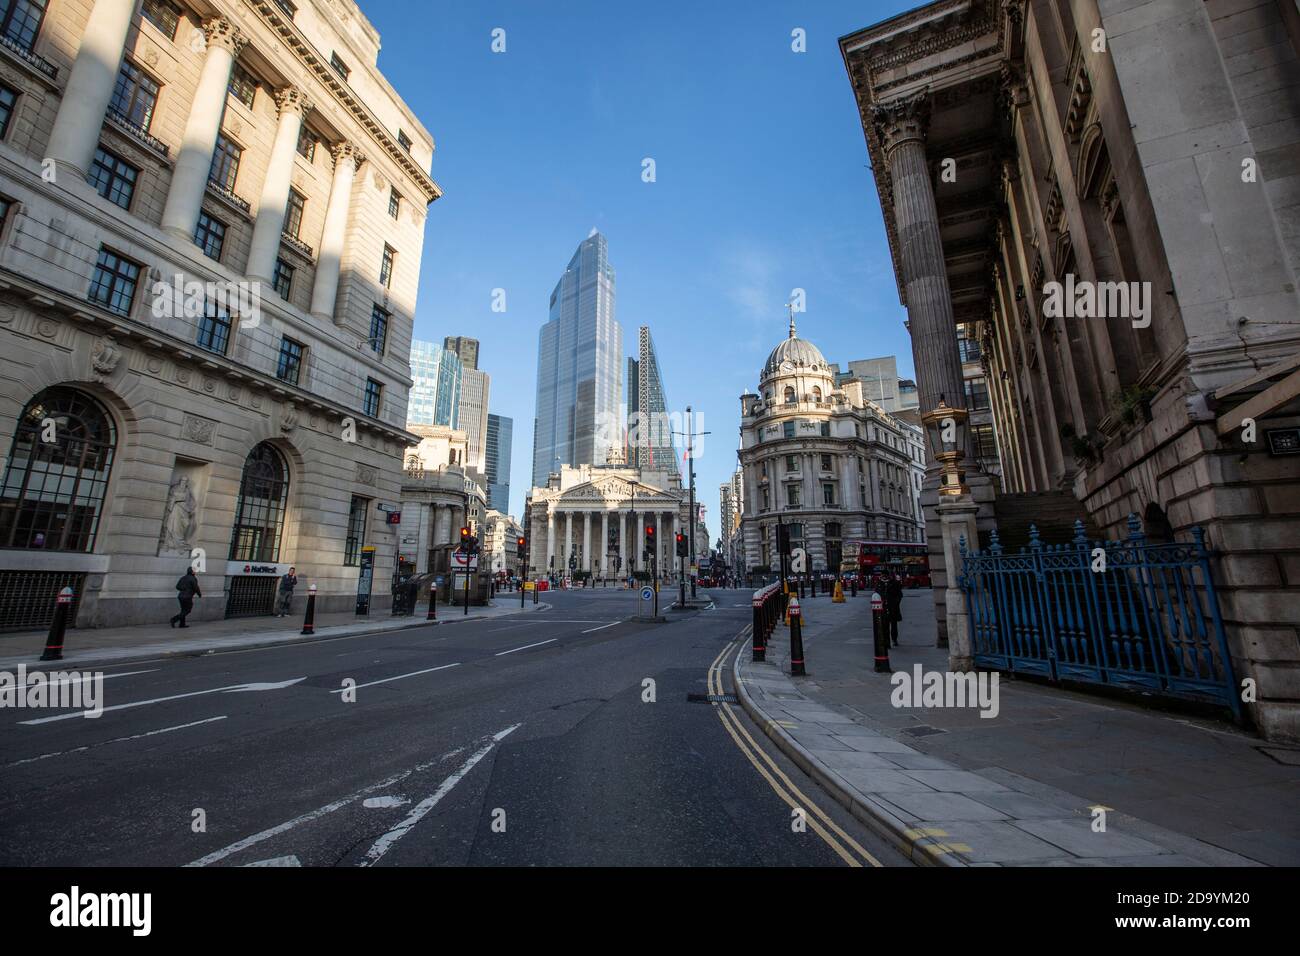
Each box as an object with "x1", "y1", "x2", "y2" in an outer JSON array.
[{"x1": 558, "y1": 475, "x2": 681, "y2": 504}]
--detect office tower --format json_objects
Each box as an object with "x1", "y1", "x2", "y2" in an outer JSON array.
[
  {"x1": 485, "y1": 414, "x2": 514, "y2": 514},
  {"x1": 459, "y1": 366, "x2": 490, "y2": 472},
  {"x1": 532, "y1": 231, "x2": 623, "y2": 486},
  {"x1": 443, "y1": 336, "x2": 480, "y2": 370},
  {"x1": 408, "y1": 340, "x2": 462, "y2": 428},
  {"x1": 626, "y1": 326, "x2": 679, "y2": 476}
]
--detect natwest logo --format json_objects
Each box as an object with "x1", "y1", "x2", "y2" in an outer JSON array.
[{"x1": 242, "y1": 564, "x2": 278, "y2": 574}]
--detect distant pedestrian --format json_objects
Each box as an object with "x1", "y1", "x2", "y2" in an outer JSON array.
[
  {"x1": 171, "y1": 567, "x2": 201, "y2": 628},
  {"x1": 276, "y1": 567, "x2": 298, "y2": 617},
  {"x1": 885, "y1": 573, "x2": 904, "y2": 647}
]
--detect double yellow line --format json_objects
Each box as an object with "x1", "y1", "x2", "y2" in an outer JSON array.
[{"x1": 707, "y1": 631, "x2": 883, "y2": 868}]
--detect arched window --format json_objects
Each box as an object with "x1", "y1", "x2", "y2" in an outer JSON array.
[
  {"x1": 0, "y1": 387, "x2": 117, "y2": 552},
  {"x1": 228, "y1": 442, "x2": 289, "y2": 561},
  {"x1": 783, "y1": 386, "x2": 796, "y2": 404},
  {"x1": 812, "y1": 386, "x2": 822, "y2": 403}
]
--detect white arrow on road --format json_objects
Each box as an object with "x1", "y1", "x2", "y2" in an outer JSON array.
[
  {"x1": 18, "y1": 678, "x2": 307, "y2": 725},
  {"x1": 243, "y1": 855, "x2": 301, "y2": 867}
]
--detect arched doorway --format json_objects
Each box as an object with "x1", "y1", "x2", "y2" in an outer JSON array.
[
  {"x1": 0, "y1": 386, "x2": 117, "y2": 629},
  {"x1": 225, "y1": 442, "x2": 290, "y2": 618}
]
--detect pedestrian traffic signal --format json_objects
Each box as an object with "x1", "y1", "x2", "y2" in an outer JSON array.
[{"x1": 675, "y1": 532, "x2": 688, "y2": 557}]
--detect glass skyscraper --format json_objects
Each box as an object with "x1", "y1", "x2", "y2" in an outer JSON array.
[
  {"x1": 626, "y1": 326, "x2": 679, "y2": 476},
  {"x1": 408, "y1": 340, "x2": 462, "y2": 428},
  {"x1": 532, "y1": 231, "x2": 623, "y2": 487},
  {"x1": 485, "y1": 413, "x2": 513, "y2": 514}
]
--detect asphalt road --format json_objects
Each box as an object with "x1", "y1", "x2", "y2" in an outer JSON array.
[{"x1": 0, "y1": 587, "x2": 910, "y2": 867}]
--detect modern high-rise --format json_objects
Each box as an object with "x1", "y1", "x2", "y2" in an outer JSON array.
[
  {"x1": 443, "y1": 336, "x2": 480, "y2": 370},
  {"x1": 485, "y1": 414, "x2": 513, "y2": 514},
  {"x1": 532, "y1": 231, "x2": 623, "y2": 486},
  {"x1": 459, "y1": 365, "x2": 490, "y2": 473},
  {"x1": 626, "y1": 326, "x2": 679, "y2": 477},
  {"x1": 408, "y1": 340, "x2": 462, "y2": 428}
]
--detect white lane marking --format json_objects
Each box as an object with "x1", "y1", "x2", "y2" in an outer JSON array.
[
  {"x1": 580, "y1": 622, "x2": 620, "y2": 634},
  {"x1": 361, "y1": 724, "x2": 521, "y2": 866},
  {"x1": 244, "y1": 855, "x2": 301, "y2": 867},
  {"x1": 328, "y1": 662, "x2": 460, "y2": 693},
  {"x1": 362, "y1": 796, "x2": 409, "y2": 809},
  {"x1": 494, "y1": 639, "x2": 556, "y2": 656},
  {"x1": 185, "y1": 744, "x2": 469, "y2": 867},
  {"x1": 18, "y1": 678, "x2": 306, "y2": 725},
  {"x1": 4, "y1": 716, "x2": 228, "y2": 768},
  {"x1": 9, "y1": 668, "x2": 158, "y2": 688}
]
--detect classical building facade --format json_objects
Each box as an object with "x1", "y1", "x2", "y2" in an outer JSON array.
[
  {"x1": 482, "y1": 509, "x2": 523, "y2": 577},
  {"x1": 524, "y1": 458, "x2": 687, "y2": 580},
  {"x1": 396, "y1": 425, "x2": 487, "y2": 578},
  {"x1": 737, "y1": 320, "x2": 926, "y2": 577},
  {"x1": 841, "y1": 0, "x2": 1300, "y2": 737},
  {"x1": 0, "y1": 0, "x2": 440, "y2": 627}
]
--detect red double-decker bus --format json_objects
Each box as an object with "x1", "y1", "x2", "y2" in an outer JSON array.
[{"x1": 854, "y1": 541, "x2": 930, "y2": 589}]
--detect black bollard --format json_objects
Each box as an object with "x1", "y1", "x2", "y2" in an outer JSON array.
[
  {"x1": 752, "y1": 592, "x2": 765, "y2": 662},
  {"x1": 850, "y1": 576, "x2": 857, "y2": 597},
  {"x1": 788, "y1": 597, "x2": 806, "y2": 676},
  {"x1": 300, "y1": 584, "x2": 317, "y2": 635},
  {"x1": 811, "y1": 575, "x2": 817, "y2": 598},
  {"x1": 428, "y1": 580, "x2": 439, "y2": 620},
  {"x1": 40, "y1": 586, "x2": 73, "y2": 661},
  {"x1": 871, "y1": 592, "x2": 891, "y2": 673}
]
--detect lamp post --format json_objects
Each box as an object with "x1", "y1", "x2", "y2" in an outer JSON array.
[
  {"x1": 920, "y1": 397, "x2": 970, "y2": 497},
  {"x1": 673, "y1": 408, "x2": 711, "y2": 599}
]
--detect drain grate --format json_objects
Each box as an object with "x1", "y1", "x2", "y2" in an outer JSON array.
[{"x1": 686, "y1": 693, "x2": 737, "y2": 704}]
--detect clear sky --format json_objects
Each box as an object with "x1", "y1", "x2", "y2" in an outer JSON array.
[{"x1": 366, "y1": 0, "x2": 919, "y2": 543}]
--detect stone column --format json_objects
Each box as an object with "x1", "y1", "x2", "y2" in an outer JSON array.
[
  {"x1": 247, "y1": 87, "x2": 311, "y2": 283},
  {"x1": 546, "y1": 509, "x2": 555, "y2": 572},
  {"x1": 45, "y1": 0, "x2": 136, "y2": 179},
  {"x1": 160, "y1": 17, "x2": 247, "y2": 241},
  {"x1": 938, "y1": 496, "x2": 980, "y2": 671},
  {"x1": 564, "y1": 511, "x2": 573, "y2": 570},
  {"x1": 310, "y1": 141, "x2": 364, "y2": 324},
  {"x1": 582, "y1": 511, "x2": 592, "y2": 572},
  {"x1": 600, "y1": 511, "x2": 608, "y2": 579}
]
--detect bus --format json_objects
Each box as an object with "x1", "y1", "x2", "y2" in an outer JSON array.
[{"x1": 855, "y1": 541, "x2": 930, "y2": 589}]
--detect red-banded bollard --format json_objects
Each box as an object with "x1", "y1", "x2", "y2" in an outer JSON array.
[
  {"x1": 752, "y1": 591, "x2": 766, "y2": 662},
  {"x1": 300, "y1": 583, "x2": 317, "y2": 635},
  {"x1": 871, "y1": 591, "x2": 891, "y2": 673},
  {"x1": 788, "y1": 596, "x2": 805, "y2": 676},
  {"x1": 40, "y1": 586, "x2": 73, "y2": 661},
  {"x1": 428, "y1": 579, "x2": 438, "y2": 620}
]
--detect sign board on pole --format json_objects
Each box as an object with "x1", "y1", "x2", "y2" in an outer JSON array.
[
  {"x1": 355, "y1": 546, "x2": 376, "y2": 615},
  {"x1": 451, "y1": 551, "x2": 479, "y2": 570}
]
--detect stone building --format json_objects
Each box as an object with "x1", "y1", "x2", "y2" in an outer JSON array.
[
  {"x1": 482, "y1": 509, "x2": 523, "y2": 577},
  {"x1": 841, "y1": 0, "x2": 1300, "y2": 737},
  {"x1": 0, "y1": 0, "x2": 439, "y2": 627},
  {"x1": 737, "y1": 319, "x2": 926, "y2": 577},
  {"x1": 524, "y1": 457, "x2": 687, "y2": 581},
  {"x1": 396, "y1": 424, "x2": 487, "y2": 577}
]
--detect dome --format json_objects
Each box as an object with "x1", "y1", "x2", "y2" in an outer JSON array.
[{"x1": 762, "y1": 315, "x2": 829, "y2": 379}]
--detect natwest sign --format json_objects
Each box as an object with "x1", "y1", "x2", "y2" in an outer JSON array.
[{"x1": 225, "y1": 561, "x2": 290, "y2": 577}]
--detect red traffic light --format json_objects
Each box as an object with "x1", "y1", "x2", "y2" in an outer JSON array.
[
  {"x1": 645, "y1": 526, "x2": 655, "y2": 537},
  {"x1": 675, "y1": 532, "x2": 684, "y2": 543},
  {"x1": 516, "y1": 536, "x2": 526, "y2": 548}
]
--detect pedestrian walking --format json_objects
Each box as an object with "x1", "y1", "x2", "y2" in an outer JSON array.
[
  {"x1": 885, "y1": 572, "x2": 904, "y2": 647},
  {"x1": 276, "y1": 566, "x2": 298, "y2": 617},
  {"x1": 171, "y1": 567, "x2": 201, "y2": 628}
]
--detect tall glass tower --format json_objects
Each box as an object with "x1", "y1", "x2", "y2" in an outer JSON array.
[
  {"x1": 408, "y1": 340, "x2": 462, "y2": 428},
  {"x1": 626, "y1": 326, "x2": 679, "y2": 476},
  {"x1": 485, "y1": 413, "x2": 513, "y2": 513},
  {"x1": 532, "y1": 231, "x2": 623, "y2": 487}
]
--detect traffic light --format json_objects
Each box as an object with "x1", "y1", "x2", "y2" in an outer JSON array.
[
  {"x1": 460, "y1": 526, "x2": 478, "y2": 556},
  {"x1": 516, "y1": 536, "x2": 527, "y2": 567},
  {"x1": 776, "y1": 523, "x2": 791, "y2": 556},
  {"x1": 644, "y1": 524, "x2": 655, "y2": 556},
  {"x1": 675, "y1": 532, "x2": 688, "y2": 557}
]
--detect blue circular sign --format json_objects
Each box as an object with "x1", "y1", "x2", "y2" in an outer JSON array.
[{"x1": 641, "y1": 587, "x2": 654, "y2": 600}]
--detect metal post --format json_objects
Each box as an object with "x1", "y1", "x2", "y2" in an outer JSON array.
[
  {"x1": 872, "y1": 591, "x2": 891, "y2": 673},
  {"x1": 752, "y1": 590, "x2": 765, "y2": 662},
  {"x1": 428, "y1": 578, "x2": 439, "y2": 620},
  {"x1": 679, "y1": 553, "x2": 686, "y2": 608},
  {"x1": 789, "y1": 596, "x2": 805, "y2": 676},
  {"x1": 40, "y1": 586, "x2": 73, "y2": 661},
  {"x1": 301, "y1": 583, "x2": 317, "y2": 635}
]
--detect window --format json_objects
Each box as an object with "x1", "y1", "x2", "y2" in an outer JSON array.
[
  {"x1": 274, "y1": 0, "x2": 296, "y2": 17},
  {"x1": 972, "y1": 424, "x2": 998, "y2": 461},
  {"x1": 196, "y1": 298, "x2": 232, "y2": 354},
  {"x1": 958, "y1": 336, "x2": 982, "y2": 363},
  {"x1": 783, "y1": 386, "x2": 796, "y2": 404},
  {"x1": 964, "y1": 377, "x2": 990, "y2": 411},
  {"x1": 109, "y1": 60, "x2": 160, "y2": 132},
  {"x1": 284, "y1": 188, "x2": 305, "y2": 238},
  {"x1": 276, "y1": 337, "x2": 304, "y2": 385},
  {"x1": 1, "y1": 0, "x2": 47, "y2": 50},
  {"x1": 787, "y1": 486, "x2": 800, "y2": 508},
  {"x1": 296, "y1": 124, "x2": 316, "y2": 161},
  {"x1": 782, "y1": 421, "x2": 795, "y2": 439},
  {"x1": 397, "y1": 129, "x2": 411, "y2": 152},
  {"x1": 330, "y1": 52, "x2": 350, "y2": 81},
  {"x1": 272, "y1": 258, "x2": 294, "y2": 300},
  {"x1": 209, "y1": 134, "x2": 241, "y2": 192},
  {"x1": 344, "y1": 495, "x2": 367, "y2": 565},
  {"x1": 823, "y1": 483, "x2": 835, "y2": 506},
  {"x1": 388, "y1": 187, "x2": 401, "y2": 219},
  {"x1": 785, "y1": 454, "x2": 798, "y2": 472},
  {"x1": 228, "y1": 62, "x2": 257, "y2": 108},
  {"x1": 228, "y1": 443, "x2": 289, "y2": 562},
  {"x1": 0, "y1": 82, "x2": 16, "y2": 140},
  {"x1": 141, "y1": 0, "x2": 180, "y2": 39},
  {"x1": 87, "y1": 248, "x2": 140, "y2": 316},
  {"x1": 820, "y1": 422, "x2": 830, "y2": 438},
  {"x1": 0, "y1": 387, "x2": 116, "y2": 552},
  {"x1": 379, "y1": 244, "x2": 395, "y2": 288},
  {"x1": 368, "y1": 304, "x2": 389, "y2": 354},
  {"x1": 87, "y1": 147, "x2": 138, "y2": 210},
  {"x1": 820, "y1": 454, "x2": 832, "y2": 471},
  {"x1": 194, "y1": 210, "x2": 226, "y2": 260},
  {"x1": 363, "y1": 379, "x2": 382, "y2": 417},
  {"x1": 0, "y1": 196, "x2": 11, "y2": 235},
  {"x1": 761, "y1": 488, "x2": 769, "y2": 511},
  {"x1": 812, "y1": 386, "x2": 822, "y2": 402}
]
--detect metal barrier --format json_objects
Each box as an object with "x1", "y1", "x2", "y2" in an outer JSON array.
[
  {"x1": 751, "y1": 582, "x2": 786, "y2": 662},
  {"x1": 959, "y1": 514, "x2": 1240, "y2": 717}
]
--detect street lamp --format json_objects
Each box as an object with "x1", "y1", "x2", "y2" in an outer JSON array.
[{"x1": 921, "y1": 396, "x2": 970, "y2": 497}]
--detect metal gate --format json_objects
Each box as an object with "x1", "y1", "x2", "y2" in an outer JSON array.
[
  {"x1": 958, "y1": 514, "x2": 1240, "y2": 717},
  {"x1": 225, "y1": 576, "x2": 277, "y2": 618},
  {"x1": 0, "y1": 571, "x2": 86, "y2": 632}
]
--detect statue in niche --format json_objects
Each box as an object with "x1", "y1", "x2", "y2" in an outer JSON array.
[{"x1": 160, "y1": 475, "x2": 197, "y2": 553}]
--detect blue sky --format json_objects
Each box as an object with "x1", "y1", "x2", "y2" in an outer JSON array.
[{"x1": 366, "y1": 0, "x2": 918, "y2": 541}]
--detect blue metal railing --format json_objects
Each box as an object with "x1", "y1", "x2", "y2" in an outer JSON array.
[{"x1": 958, "y1": 514, "x2": 1240, "y2": 718}]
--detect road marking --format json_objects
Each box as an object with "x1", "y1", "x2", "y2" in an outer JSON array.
[
  {"x1": 18, "y1": 679, "x2": 306, "y2": 725},
  {"x1": 362, "y1": 796, "x2": 409, "y2": 809},
  {"x1": 4, "y1": 716, "x2": 228, "y2": 768},
  {"x1": 244, "y1": 855, "x2": 301, "y2": 867},
  {"x1": 185, "y1": 744, "x2": 470, "y2": 866},
  {"x1": 329, "y1": 662, "x2": 460, "y2": 692},
  {"x1": 361, "y1": 724, "x2": 521, "y2": 866},
  {"x1": 579, "y1": 622, "x2": 620, "y2": 634},
  {"x1": 494, "y1": 639, "x2": 556, "y2": 656},
  {"x1": 8, "y1": 668, "x2": 158, "y2": 688}
]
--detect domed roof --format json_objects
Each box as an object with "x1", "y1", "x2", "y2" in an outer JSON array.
[{"x1": 763, "y1": 315, "x2": 829, "y2": 379}]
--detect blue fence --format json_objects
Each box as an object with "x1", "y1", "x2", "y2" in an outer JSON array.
[{"x1": 958, "y1": 514, "x2": 1240, "y2": 718}]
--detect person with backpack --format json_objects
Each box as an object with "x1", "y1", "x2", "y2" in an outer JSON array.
[{"x1": 171, "y1": 567, "x2": 201, "y2": 628}]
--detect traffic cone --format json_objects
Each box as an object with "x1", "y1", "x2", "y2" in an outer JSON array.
[{"x1": 833, "y1": 580, "x2": 845, "y2": 603}]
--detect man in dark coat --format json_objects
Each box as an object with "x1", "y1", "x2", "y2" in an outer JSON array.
[
  {"x1": 171, "y1": 567, "x2": 201, "y2": 628},
  {"x1": 885, "y1": 573, "x2": 904, "y2": 647},
  {"x1": 276, "y1": 567, "x2": 298, "y2": 617}
]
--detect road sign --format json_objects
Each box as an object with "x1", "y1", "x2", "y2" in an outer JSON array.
[
  {"x1": 640, "y1": 586, "x2": 653, "y2": 601},
  {"x1": 451, "y1": 551, "x2": 479, "y2": 570},
  {"x1": 524, "y1": 581, "x2": 535, "y2": 591}
]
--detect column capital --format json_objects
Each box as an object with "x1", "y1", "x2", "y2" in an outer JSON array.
[
  {"x1": 273, "y1": 85, "x2": 313, "y2": 117},
  {"x1": 202, "y1": 16, "x2": 248, "y2": 56},
  {"x1": 330, "y1": 140, "x2": 366, "y2": 170},
  {"x1": 870, "y1": 90, "x2": 930, "y2": 155}
]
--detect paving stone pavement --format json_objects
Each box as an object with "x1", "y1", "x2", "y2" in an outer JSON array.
[{"x1": 733, "y1": 587, "x2": 1299, "y2": 866}]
